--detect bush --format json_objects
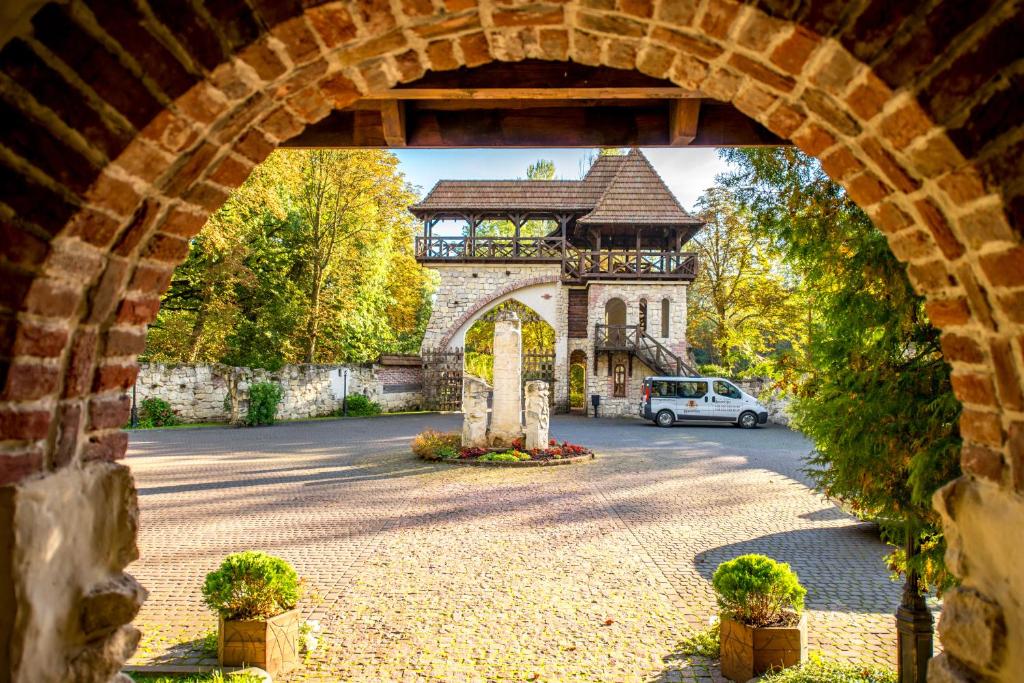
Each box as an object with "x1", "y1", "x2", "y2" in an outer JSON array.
[
  {"x1": 760, "y1": 653, "x2": 896, "y2": 683},
  {"x1": 138, "y1": 397, "x2": 179, "y2": 428},
  {"x1": 435, "y1": 445, "x2": 457, "y2": 460},
  {"x1": 201, "y1": 551, "x2": 300, "y2": 620},
  {"x1": 712, "y1": 554, "x2": 805, "y2": 627},
  {"x1": 342, "y1": 393, "x2": 381, "y2": 417},
  {"x1": 246, "y1": 382, "x2": 282, "y2": 426},
  {"x1": 411, "y1": 429, "x2": 461, "y2": 460},
  {"x1": 478, "y1": 452, "x2": 520, "y2": 463}
]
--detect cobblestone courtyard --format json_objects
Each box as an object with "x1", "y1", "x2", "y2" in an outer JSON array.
[{"x1": 126, "y1": 414, "x2": 918, "y2": 681}]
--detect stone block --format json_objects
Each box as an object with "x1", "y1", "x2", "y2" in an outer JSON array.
[
  {"x1": 524, "y1": 380, "x2": 549, "y2": 450},
  {"x1": 462, "y1": 374, "x2": 491, "y2": 447}
]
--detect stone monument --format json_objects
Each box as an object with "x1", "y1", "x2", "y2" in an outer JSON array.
[
  {"x1": 487, "y1": 309, "x2": 524, "y2": 447},
  {"x1": 462, "y1": 374, "x2": 491, "y2": 447},
  {"x1": 524, "y1": 380, "x2": 550, "y2": 450}
]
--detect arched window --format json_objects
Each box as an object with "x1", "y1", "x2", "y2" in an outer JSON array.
[
  {"x1": 613, "y1": 364, "x2": 626, "y2": 397},
  {"x1": 661, "y1": 298, "x2": 670, "y2": 338},
  {"x1": 639, "y1": 298, "x2": 648, "y2": 333}
]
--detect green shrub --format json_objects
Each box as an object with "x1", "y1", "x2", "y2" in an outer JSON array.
[
  {"x1": 411, "y1": 430, "x2": 461, "y2": 460},
  {"x1": 139, "y1": 397, "x2": 179, "y2": 428},
  {"x1": 712, "y1": 554, "x2": 805, "y2": 627},
  {"x1": 201, "y1": 551, "x2": 300, "y2": 620},
  {"x1": 760, "y1": 653, "x2": 896, "y2": 683},
  {"x1": 245, "y1": 382, "x2": 282, "y2": 426},
  {"x1": 342, "y1": 393, "x2": 381, "y2": 417},
  {"x1": 436, "y1": 445, "x2": 457, "y2": 460}
]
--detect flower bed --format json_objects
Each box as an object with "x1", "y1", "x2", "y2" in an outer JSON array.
[{"x1": 412, "y1": 433, "x2": 594, "y2": 465}]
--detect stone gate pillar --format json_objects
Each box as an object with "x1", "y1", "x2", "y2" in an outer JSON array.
[{"x1": 488, "y1": 310, "x2": 523, "y2": 447}]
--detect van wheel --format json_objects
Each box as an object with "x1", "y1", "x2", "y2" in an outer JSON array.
[
  {"x1": 738, "y1": 411, "x2": 758, "y2": 429},
  {"x1": 656, "y1": 410, "x2": 675, "y2": 428}
]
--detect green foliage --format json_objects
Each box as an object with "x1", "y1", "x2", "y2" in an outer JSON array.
[
  {"x1": 245, "y1": 382, "x2": 282, "y2": 426},
  {"x1": 478, "y1": 452, "x2": 521, "y2": 463},
  {"x1": 144, "y1": 149, "x2": 434, "y2": 368},
  {"x1": 129, "y1": 672, "x2": 265, "y2": 683},
  {"x1": 721, "y1": 148, "x2": 961, "y2": 591},
  {"x1": 343, "y1": 393, "x2": 381, "y2": 417},
  {"x1": 687, "y1": 186, "x2": 806, "y2": 374},
  {"x1": 712, "y1": 554, "x2": 805, "y2": 627},
  {"x1": 569, "y1": 363, "x2": 586, "y2": 408},
  {"x1": 759, "y1": 653, "x2": 896, "y2": 683},
  {"x1": 201, "y1": 551, "x2": 300, "y2": 620},
  {"x1": 676, "y1": 622, "x2": 720, "y2": 658},
  {"x1": 436, "y1": 445, "x2": 458, "y2": 460},
  {"x1": 697, "y1": 364, "x2": 729, "y2": 378},
  {"x1": 138, "y1": 397, "x2": 179, "y2": 428},
  {"x1": 411, "y1": 430, "x2": 462, "y2": 460}
]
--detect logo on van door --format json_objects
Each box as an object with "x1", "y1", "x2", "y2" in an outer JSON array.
[{"x1": 687, "y1": 400, "x2": 697, "y2": 407}]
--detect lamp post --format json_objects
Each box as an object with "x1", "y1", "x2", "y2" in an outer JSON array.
[
  {"x1": 896, "y1": 518, "x2": 932, "y2": 683},
  {"x1": 130, "y1": 380, "x2": 138, "y2": 428}
]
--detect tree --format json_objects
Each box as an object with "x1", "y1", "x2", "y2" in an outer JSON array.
[
  {"x1": 721, "y1": 147, "x2": 961, "y2": 591},
  {"x1": 687, "y1": 187, "x2": 805, "y2": 373},
  {"x1": 144, "y1": 149, "x2": 434, "y2": 368},
  {"x1": 526, "y1": 158, "x2": 555, "y2": 180}
]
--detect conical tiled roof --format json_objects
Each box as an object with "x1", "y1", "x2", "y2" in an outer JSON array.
[{"x1": 577, "y1": 149, "x2": 701, "y2": 225}]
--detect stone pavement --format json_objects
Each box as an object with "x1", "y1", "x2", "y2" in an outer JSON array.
[{"x1": 125, "y1": 414, "x2": 929, "y2": 681}]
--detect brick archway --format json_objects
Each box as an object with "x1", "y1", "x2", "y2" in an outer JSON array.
[{"x1": 0, "y1": 2, "x2": 1020, "y2": 681}]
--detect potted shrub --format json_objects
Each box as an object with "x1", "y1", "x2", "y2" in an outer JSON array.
[
  {"x1": 712, "y1": 554, "x2": 807, "y2": 682},
  {"x1": 202, "y1": 551, "x2": 302, "y2": 676}
]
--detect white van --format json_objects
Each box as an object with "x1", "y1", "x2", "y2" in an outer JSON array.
[{"x1": 639, "y1": 376, "x2": 768, "y2": 429}]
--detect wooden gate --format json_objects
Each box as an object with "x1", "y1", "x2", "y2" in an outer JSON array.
[
  {"x1": 422, "y1": 348, "x2": 463, "y2": 411},
  {"x1": 523, "y1": 350, "x2": 556, "y2": 407}
]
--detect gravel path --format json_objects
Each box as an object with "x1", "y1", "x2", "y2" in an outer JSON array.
[{"x1": 125, "y1": 414, "x2": 916, "y2": 681}]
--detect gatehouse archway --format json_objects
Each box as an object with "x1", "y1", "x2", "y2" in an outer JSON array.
[{"x1": 0, "y1": 2, "x2": 1021, "y2": 680}]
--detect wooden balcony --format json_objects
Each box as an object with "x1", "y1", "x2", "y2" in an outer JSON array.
[
  {"x1": 415, "y1": 235, "x2": 565, "y2": 262},
  {"x1": 415, "y1": 236, "x2": 698, "y2": 282}
]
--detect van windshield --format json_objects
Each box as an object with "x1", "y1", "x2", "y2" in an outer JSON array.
[{"x1": 677, "y1": 381, "x2": 707, "y2": 398}]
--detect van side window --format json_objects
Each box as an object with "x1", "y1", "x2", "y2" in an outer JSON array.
[
  {"x1": 714, "y1": 380, "x2": 741, "y2": 399},
  {"x1": 677, "y1": 381, "x2": 707, "y2": 398},
  {"x1": 652, "y1": 381, "x2": 675, "y2": 397}
]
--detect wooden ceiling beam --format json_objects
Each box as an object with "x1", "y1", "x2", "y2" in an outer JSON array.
[
  {"x1": 669, "y1": 100, "x2": 700, "y2": 146},
  {"x1": 372, "y1": 87, "x2": 702, "y2": 100},
  {"x1": 379, "y1": 100, "x2": 406, "y2": 147},
  {"x1": 281, "y1": 101, "x2": 788, "y2": 149}
]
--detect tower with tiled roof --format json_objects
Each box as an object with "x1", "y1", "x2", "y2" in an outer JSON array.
[{"x1": 411, "y1": 149, "x2": 702, "y2": 416}]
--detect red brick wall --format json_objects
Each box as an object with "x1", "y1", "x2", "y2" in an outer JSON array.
[{"x1": 0, "y1": 1, "x2": 1021, "y2": 680}]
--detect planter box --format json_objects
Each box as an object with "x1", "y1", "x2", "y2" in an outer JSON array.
[
  {"x1": 719, "y1": 613, "x2": 807, "y2": 682},
  {"x1": 219, "y1": 608, "x2": 300, "y2": 676}
]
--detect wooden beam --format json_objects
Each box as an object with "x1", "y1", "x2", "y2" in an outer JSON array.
[
  {"x1": 669, "y1": 99, "x2": 700, "y2": 145},
  {"x1": 374, "y1": 87, "x2": 701, "y2": 101},
  {"x1": 282, "y1": 102, "x2": 788, "y2": 149},
  {"x1": 380, "y1": 100, "x2": 406, "y2": 147}
]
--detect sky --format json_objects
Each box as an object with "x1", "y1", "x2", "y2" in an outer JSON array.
[{"x1": 392, "y1": 148, "x2": 732, "y2": 216}]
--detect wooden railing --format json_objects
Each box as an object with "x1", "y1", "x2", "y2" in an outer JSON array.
[
  {"x1": 415, "y1": 236, "x2": 565, "y2": 261},
  {"x1": 563, "y1": 248, "x2": 698, "y2": 281},
  {"x1": 594, "y1": 324, "x2": 698, "y2": 376},
  {"x1": 416, "y1": 237, "x2": 698, "y2": 282}
]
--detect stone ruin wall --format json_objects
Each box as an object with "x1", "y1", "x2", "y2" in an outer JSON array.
[{"x1": 135, "y1": 362, "x2": 424, "y2": 422}]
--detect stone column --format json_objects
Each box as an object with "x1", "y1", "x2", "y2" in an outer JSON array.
[{"x1": 488, "y1": 309, "x2": 523, "y2": 447}]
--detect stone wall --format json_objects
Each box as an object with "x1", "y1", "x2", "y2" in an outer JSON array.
[
  {"x1": 735, "y1": 378, "x2": 793, "y2": 426},
  {"x1": 135, "y1": 361, "x2": 423, "y2": 423}
]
